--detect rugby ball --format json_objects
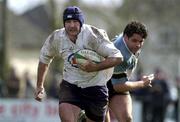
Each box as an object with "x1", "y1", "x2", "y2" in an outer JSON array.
[{"x1": 74, "y1": 49, "x2": 103, "y2": 65}]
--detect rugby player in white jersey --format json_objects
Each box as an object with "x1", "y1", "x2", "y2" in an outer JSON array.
[{"x1": 34, "y1": 6, "x2": 123, "y2": 122}]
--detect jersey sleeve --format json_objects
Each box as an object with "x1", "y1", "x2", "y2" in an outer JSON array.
[
  {"x1": 111, "y1": 76, "x2": 129, "y2": 84},
  {"x1": 39, "y1": 31, "x2": 59, "y2": 64}
]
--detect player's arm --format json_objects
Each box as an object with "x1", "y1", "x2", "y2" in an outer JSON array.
[
  {"x1": 35, "y1": 62, "x2": 49, "y2": 102},
  {"x1": 113, "y1": 74, "x2": 154, "y2": 92},
  {"x1": 79, "y1": 57, "x2": 122, "y2": 72},
  {"x1": 35, "y1": 31, "x2": 58, "y2": 101},
  {"x1": 37, "y1": 62, "x2": 49, "y2": 90}
]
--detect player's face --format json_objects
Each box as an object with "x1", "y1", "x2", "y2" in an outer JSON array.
[
  {"x1": 65, "y1": 19, "x2": 81, "y2": 40},
  {"x1": 124, "y1": 33, "x2": 144, "y2": 54}
]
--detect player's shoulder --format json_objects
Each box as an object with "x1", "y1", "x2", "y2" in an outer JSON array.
[
  {"x1": 83, "y1": 24, "x2": 109, "y2": 39},
  {"x1": 112, "y1": 33, "x2": 123, "y2": 42},
  {"x1": 52, "y1": 28, "x2": 66, "y2": 38},
  {"x1": 48, "y1": 28, "x2": 67, "y2": 42},
  {"x1": 46, "y1": 28, "x2": 65, "y2": 45}
]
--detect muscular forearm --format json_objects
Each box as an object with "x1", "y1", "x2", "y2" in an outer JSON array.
[
  {"x1": 79, "y1": 57, "x2": 122, "y2": 72},
  {"x1": 96, "y1": 57, "x2": 122, "y2": 71},
  {"x1": 113, "y1": 81, "x2": 145, "y2": 92},
  {"x1": 113, "y1": 74, "x2": 153, "y2": 92},
  {"x1": 37, "y1": 62, "x2": 49, "y2": 88}
]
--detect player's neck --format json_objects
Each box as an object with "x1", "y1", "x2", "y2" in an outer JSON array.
[{"x1": 69, "y1": 35, "x2": 77, "y2": 43}]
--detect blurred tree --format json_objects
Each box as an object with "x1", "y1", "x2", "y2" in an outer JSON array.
[
  {"x1": 0, "y1": 0, "x2": 9, "y2": 81},
  {"x1": 48, "y1": 0, "x2": 57, "y2": 30},
  {"x1": 65, "y1": 0, "x2": 79, "y2": 6},
  {"x1": 115, "y1": 0, "x2": 180, "y2": 22}
]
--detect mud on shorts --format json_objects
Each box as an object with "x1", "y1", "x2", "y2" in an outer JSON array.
[{"x1": 59, "y1": 80, "x2": 108, "y2": 122}]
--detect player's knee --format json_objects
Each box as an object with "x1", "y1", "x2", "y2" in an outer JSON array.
[
  {"x1": 125, "y1": 114, "x2": 132, "y2": 122},
  {"x1": 59, "y1": 116, "x2": 73, "y2": 122},
  {"x1": 59, "y1": 112, "x2": 74, "y2": 122},
  {"x1": 119, "y1": 114, "x2": 132, "y2": 122}
]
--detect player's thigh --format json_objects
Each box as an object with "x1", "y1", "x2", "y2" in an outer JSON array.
[
  {"x1": 59, "y1": 103, "x2": 81, "y2": 121},
  {"x1": 83, "y1": 85, "x2": 108, "y2": 122},
  {"x1": 109, "y1": 94, "x2": 132, "y2": 117},
  {"x1": 59, "y1": 80, "x2": 82, "y2": 121}
]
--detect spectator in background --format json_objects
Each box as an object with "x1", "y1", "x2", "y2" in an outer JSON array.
[
  {"x1": 6, "y1": 67, "x2": 20, "y2": 98},
  {"x1": 131, "y1": 73, "x2": 153, "y2": 122},
  {"x1": 149, "y1": 68, "x2": 171, "y2": 122},
  {"x1": 0, "y1": 78, "x2": 3, "y2": 97},
  {"x1": 174, "y1": 76, "x2": 180, "y2": 122},
  {"x1": 23, "y1": 71, "x2": 35, "y2": 98}
]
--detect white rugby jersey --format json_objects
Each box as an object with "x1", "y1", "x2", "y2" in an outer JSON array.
[{"x1": 39, "y1": 24, "x2": 123, "y2": 88}]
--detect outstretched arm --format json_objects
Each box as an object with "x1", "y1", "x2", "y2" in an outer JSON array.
[
  {"x1": 35, "y1": 61, "x2": 49, "y2": 102},
  {"x1": 113, "y1": 74, "x2": 154, "y2": 92}
]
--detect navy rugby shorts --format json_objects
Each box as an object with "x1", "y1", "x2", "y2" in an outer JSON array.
[
  {"x1": 107, "y1": 73, "x2": 130, "y2": 99},
  {"x1": 59, "y1": 80, "x2": 108, "y2": 122}
]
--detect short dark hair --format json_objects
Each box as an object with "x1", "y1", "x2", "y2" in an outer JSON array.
[{"x1": 123, "y1": 21, "x2": 148, "y2": 39}]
